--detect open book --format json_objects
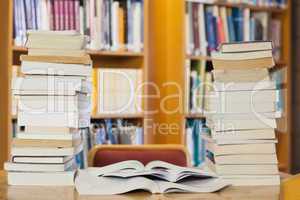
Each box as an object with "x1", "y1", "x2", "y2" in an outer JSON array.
[{"x1": 75, "y1": 160, "x2": 229, "y2": 195}]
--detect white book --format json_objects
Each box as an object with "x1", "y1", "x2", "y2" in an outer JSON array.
[
  {"x1": 219, "y1": 41, "x2": 272, "y2": 53},
  {"x1": 89, "y1": 0, "x2": 102, "y2": 50},
  {"x1": 13, "y1": 75, "x2": 91, "y2": 95},
  {"x1": 11, "y1": 143, "x2": 83, "y2": 157},
  {"x1": 12, "y1": 155, "x2": 73, "y2": 164},
  {"x1": 206, "y1": 159, "x2": 279, "y2": 175},
  {"x1": 205, "y1": 101, "x2": 276, "y2": 114},
  {"x1": 21, "y1": 60, "x2": 92, "y2": 76},
  {"x1": 207, "y1": 118, "x2": 277, "y2": 131},
  {"x1": 202, "y1": 134, "x2": 277, "y2": 145},
  {"x1": 205, "y1": 141, "x2": 276, "y2": 156},
  {"x1": 7, "y1": 171, "x2": 76, "y2": 186},
  {"x1": 111, "y1": 1, "x2": 119, "y2": 51},
  {"x1": 132, "y1": 1, "x2": 142, "y2": 52},
  {"x1": 212, "y1": 154, "x2": 278, "y2": 165},
  {"x1": 211, "y1": 50, "x2": 272, "y2": 60},
  {"x1": 243, "y1": 8, "x2": 250, "y2": 41},
  {"x1": 18, "y1": 94, "x2": 90, "y2": 113},
  {"x1": 220, "y1": 175, "x2": 280, "y2": 186},
  {"x1": 4, "y1": 159, "x2": 74, "y2": 172},
  {"x1": 210, "y1": 129, "x2": 276, "y2": 140},
  {"x1": 212, "y1": 80, "x2": 276, "y2": 92},
  {"x1": 25, "y1": 126, "x2": 79, "y2": 134},
  {"x1": 206, "y1": 90, "x2": 277, "y2": 104},
  {"x1": 16, "y1": 131, "x2": 80, "y2": 141},
  {"x1": 18, "y1": 112, "x2": 90, "y2": 128}
]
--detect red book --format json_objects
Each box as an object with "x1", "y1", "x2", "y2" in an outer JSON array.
[
  {"x1": 53, "y1": 0, "x2": 60, "y2": 30},
  {"x1": 217, "y1": 16, "x2": 226, "y2": 45},
  {"x1": 74, "y1": 0, "x2": 80, "y2": 32},
  {"x1": 48, "y1": 0, "x2": 54, "y2": 30},
  {"x1": 69, "y1": 0, "x2": 75, "y2": 30},
  {"x1": 63, "y1": 0, "x2": 70, "y2": 30}
]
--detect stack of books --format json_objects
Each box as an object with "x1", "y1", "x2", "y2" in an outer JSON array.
[
  {"x1": 203, "y1": 41, "x2": 280, "y2": 186},
  {"x1": 6, "y1": 31, "x2": 92, "y2": 186}
]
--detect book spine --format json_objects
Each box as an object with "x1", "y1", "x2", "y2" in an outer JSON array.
[
  {"x1": 59, "y1": 0, "x2": 64, "y2": 30},
  {"x1": 53, "y1": 0, "x2": 60, "y2": 30},
  {"x1": 63, "y1": 0, "x2": 69, "y2": 29},
  {"x1": 75, "y1": 0, "x2": 80, "y2": 32},
  {"x1": 48, "y1": 0, "x2": 54, "y2": 30},
  {"x1": 69, "y1": 0, "x2": 75, "y2": 30},
  {"x1": 192, "y1": 3, "x2": 200, "y2": 55}
]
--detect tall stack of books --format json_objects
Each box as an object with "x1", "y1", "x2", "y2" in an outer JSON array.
[
  {"x1": 203, "y1": 41, "x2": 280, "y2": 186},
  {"x1": 6, "y1": 31, "x2": 92, "y2": 186}
]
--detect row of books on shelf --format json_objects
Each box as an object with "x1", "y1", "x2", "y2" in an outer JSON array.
[
  {"x1": 185, "y1": 2, "x2": 282, "y2": 61},
  {"x1": 14, "y1": 0, "x2": 144, "y2": 52},
  {"x1": 188, "y1": 0, "x2": 287, "y2": 8}
]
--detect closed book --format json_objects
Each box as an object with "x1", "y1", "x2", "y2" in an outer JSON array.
[
  {"x1": 12, "y1": 137, "x2": 82, "y2": 148},
  {"x1": 206, "y1": 117, "x2": 277, "y2": 131},
  {"x1": 211, "y1": 50, "x2": 273, "y2": 60},
  {"x1": 212, "y1": 80, "x2": 276, "y2": 92},
  {"x1": 202, "y1": 134, "x2": 277, "y2": 145},
  {"x1": 209, "y1": 129, "x2": 276, "y2": 140},
  {"x1": 28, "y1": 48, "x2": 86, "y2": 57},
  {"x1": 206, "y1": 159, "x2": 279, "y2": 175},
  {"x1": 4, "y1": 159, "x2": 74, "y2": 172},
  {"x1": 18, "y1": 94, "x2": 90, "y2": 113},
  {"x1": 20, "y1": 54, "x2": 92, "y2": 65},
  {"x1": 205, "y1": 140, "x2": 276, "y2": 156},
  {"x1": 212, "y1": 57, "x2": 275, "y2": 70},
  {"x1": 7, "y1": 171, "x2": 76, "y2": 186},
  {"x1": 219, "y1": 41, "x2": 273, "y2": 53},
  {"x1": 220, "y1": 175, "x2": 280, "y2": 186},
  {"x1": 13, "y1": 75, "x2": 91, "y2": 95},
  {"x1": 21, "y1": 59, "x2": 92, "y2": 76},
  {"x1": 210, "y1": 153, "x2": 278, "y2": 165},
  {"x1": 13, "y1": 155, "x2": 73, "y2": 164},
  {"x1": 25, "y1": 126, "x2": 79, "y2": 134},
  {"x1": 25, "y1": 30, "x2": 86, "y2": 50},
  {"x1": 17, "y1": 132, "x2": 80, "y2": 140},
  {"x1": 11, "y1": 143, "x2": 83, "y2": 157},
  {"x1": 18, "y1": 112, "x2": 90, "y2": 128},
  {"x1": 213, "y1": 68, "x2": 270, "y2": 82}
]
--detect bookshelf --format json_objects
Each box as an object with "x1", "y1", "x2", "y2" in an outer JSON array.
[
  {"x1": 9, "y1": 0, "x2": 152, "y2": 148},
  {"x1": 149, "y1": 0, "x2": 291, "y2": 172},
  {"x1": 0, "y1": 1, "x2": 12, "y2": 170}
]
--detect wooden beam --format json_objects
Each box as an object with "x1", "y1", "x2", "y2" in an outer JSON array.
[{"x1": 0, "y1": 0, "x2": 12, "y2": 169}]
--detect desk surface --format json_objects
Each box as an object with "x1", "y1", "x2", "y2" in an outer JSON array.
[{"x1": 0, "y1": 171, "x2": 288, "y2": 200}]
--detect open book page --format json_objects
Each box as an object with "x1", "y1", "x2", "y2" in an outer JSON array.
[
  {"x1": 86, "y1": 160, "x2": 144, "y2": 176},
  {"x1": 75, "y1": 169, "x2": 160, "y2": 195},
  {"x1": 157, "y1": 178, "x2": 229, "y2": 193},
  {"x1": 103, "y1": 161, "x2": 216, "y2": 182}
]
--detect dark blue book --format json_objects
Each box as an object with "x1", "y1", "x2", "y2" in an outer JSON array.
[
  {"x1": 232, "y1": 8, "x2": 243, "y2": 42},
  {"x1": 205, "y1": 10, "x2": 217, "y2": 53},
  {"x1": 227, "y1": 15, "x2": 236, "y2": 42}
]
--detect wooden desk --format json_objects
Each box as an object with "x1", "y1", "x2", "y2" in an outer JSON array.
[{"x1": 0, "y1": 171, "x2": 286, "y2": 200}]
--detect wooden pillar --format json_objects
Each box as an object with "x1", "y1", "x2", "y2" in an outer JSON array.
[
  {"x1": 0, "y1": 0, "x2": 12, "y2": 169},
  {"x1": 148, "y1": 0, "x2": 185, "y2": 144}
]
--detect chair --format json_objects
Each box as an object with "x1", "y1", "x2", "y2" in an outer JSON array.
[
  {"x1": 88, "y1": 145, "x2": 190, "y2": 167},
  {"x1": 281, "y1": 173, "x2": 300, "y2": 200}
]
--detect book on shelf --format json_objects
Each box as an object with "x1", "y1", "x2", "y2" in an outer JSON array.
[
  {"x1": 13, "y1": 0, "x2": 144, "y2": 52},
  {"x1": 201, "y1": 41, "x2": 280, "y2": 186},
  {"x1": 186, "y1": 119, "x2": 206, "y2": 167},
  {"x1": 90, "y1": 119, "x2": 144, "y2": 145},
  {"x1": 185, "y1": 2, "x2": 283, "y2": 62},
  {"x1": 97, "y1": 68, "x2": 142, "y2": 115},
  {"x1": 75, "y1": 160, "x2": 229, "y2": 195}
]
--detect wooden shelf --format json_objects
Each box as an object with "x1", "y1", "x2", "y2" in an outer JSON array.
[
  {"x1": 92, "y1": 113, "x2": 144, "y2": 119},
  {"x1": 185, "y1": 0, "x2": 287, "y2": 13},
  {"x1": 12, "y1": 46, "x2": 144, "y2": 58},
  {"x1": 185, "y1": 113, "x2": 205, "y2": 119}
]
